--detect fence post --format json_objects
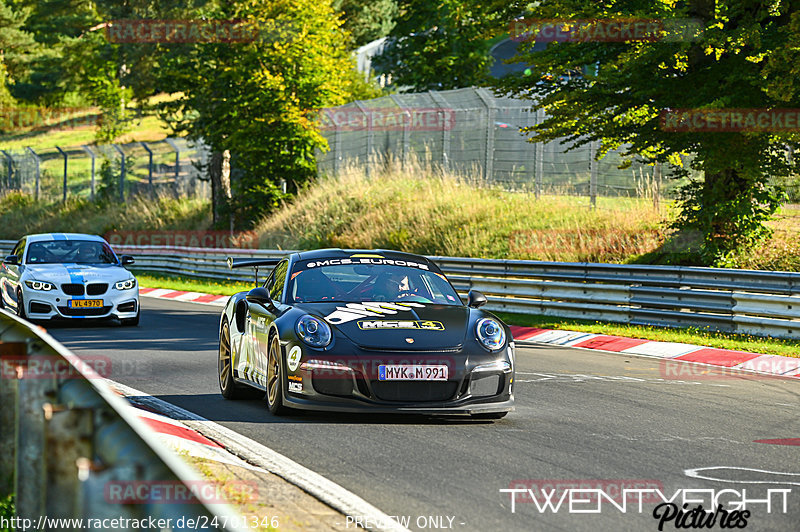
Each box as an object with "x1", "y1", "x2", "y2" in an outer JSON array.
[
  {"x1": 140, "y1": 141, "x2": 154, "y2": 197},
  {"x1": 333, "y1": 116, "x2": 341, "y2": 176},
  {"x1": 354, "y1": 101, "x2": 372, "y2": 177},
  {"x1": 165, "y1": 137, "x2": 181, "y2": 187},
  {"x1": 429, "y1": 91, "x2": 451, "y2": 171},
  {"x1": 56, "y1": 146, "x2": 68, "y2": 202},
  {"x1": 589, "y1": 140, "x2": 598, "y2": 208},
  {"x1": 476, "y1": 88, "x2": 496, "y2": 181},
  {"x1": 0, "y1": 150, "x2": 12, "y2": 193},
  {"x1": 112, "y1": 144, "x2": 125, "y2": 202},
  {"x1": 80, "y1": 145, "x2": 96, "y2": 201},
  {"x1": 389, "y1": 95, "x2": 411, "y2": 169},
  {"x1": 25, "y1": 147, "x2": 40, "y2": 200},
  {"x1": 535, "y1": 109, "x2": 545, "y2": 198},
  {"x1": 653, "y1": 163, "x2": 662, "y2": 210}
]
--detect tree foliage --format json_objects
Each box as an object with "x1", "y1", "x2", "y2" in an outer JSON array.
[
  {"x1": 496, "y1": 0, "x2": 799, "y2": 266},
  {"x1": 158, "y1": 0, "x2": 360, "y2": 227},
  {"x1": 333, "y1": 0, "x2": 397, "y2": 47}
]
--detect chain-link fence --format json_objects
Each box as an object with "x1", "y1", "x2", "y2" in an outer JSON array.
[
  {"x1": 316, "y1": 87, "x2": 704, "y2": 203},
  {"x1": 0, "y1": 138, "x2": 211, "y2": 202}
]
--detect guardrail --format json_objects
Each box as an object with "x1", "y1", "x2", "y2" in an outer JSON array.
[
  {"x1": 3, "y1": 239, "x2": 800, "y2": 338},
  {"x1": 0, "y1": 308, "x2": 243, "y2": 530}
]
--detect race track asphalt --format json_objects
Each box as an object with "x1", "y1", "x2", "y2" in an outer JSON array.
[{"x1": 47, "y1": 298, "x2": 800, "y2": 532}]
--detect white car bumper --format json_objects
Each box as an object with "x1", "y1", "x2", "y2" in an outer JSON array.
[{"x1": 24, "y1": 284, "x2": 139, "y2": 320}]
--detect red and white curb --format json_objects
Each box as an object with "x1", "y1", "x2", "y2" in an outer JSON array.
[
  {"x1": 140, "y1": 287, "x2": 228, "y2": 306},
  {"x1": 109, "y1": 380, "x2": 410, "y2": 532},
  {"x1": 511, "y1": 326, "x2": 800, "y2": 379}
]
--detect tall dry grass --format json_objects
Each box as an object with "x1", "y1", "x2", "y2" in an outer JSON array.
[{"x1": 254, "y1": 159, "x2": 667, "y2": 263}]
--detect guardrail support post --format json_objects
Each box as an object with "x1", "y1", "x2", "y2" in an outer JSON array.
[
  {"x1": 16, "y1": 346, "x2": 60, "y2": 522},
  {"x1": 44, "y1": 406, "x2": 94, "y2": 520},
  {"x1": 81, "y1": 145, "x2": 97, "y2": 201},
  {"x1": 0, "y1": 342, "x2": 24, "y2": 496},
  {"x1": 112, "y1": 144, "x2": 126, "y2": 202}
]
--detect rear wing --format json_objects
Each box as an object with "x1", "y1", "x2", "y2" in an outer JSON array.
[{"x1": 227, "y1": 257, "x2": 282, "y2": 285}]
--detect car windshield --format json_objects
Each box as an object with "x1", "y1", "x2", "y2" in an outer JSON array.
[
  {"x1": 26, "y1": 240, "x2": 118, "y2": 265},
  {"x1": 288, "y1": 258, "x2": 461, "y2": 305}
]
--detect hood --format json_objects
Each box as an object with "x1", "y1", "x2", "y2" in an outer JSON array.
[
  {"x1": 25, "y1": 263, "x2": 129, "y2": 285},
  {"x1": 299, "y1": 301, "x2": 470, "y2": 349}
]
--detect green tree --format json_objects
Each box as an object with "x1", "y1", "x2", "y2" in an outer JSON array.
[
  {"x1": 496, "y1": 0, "x2": 798, "y2": 266},
  {"x1": 333, "y1": 0, "x2": 397, "y2": 47},
  {"x1": 0, "y1": 0, "x2": 39, "y2": 106},
  {"x1": 159, "y1": 0, "x2": 360, "y2": 227},
  {"x1": 374, "y1": 0, "x2": 507, "y2": 91}
]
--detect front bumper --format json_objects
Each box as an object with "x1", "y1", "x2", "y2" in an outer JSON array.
[
  {"x1": 24, "y1": 285, "x2": 139, "y2": 320},
  {"x1": 275, "y1": 340, "x2": 515, "y2": 415}
]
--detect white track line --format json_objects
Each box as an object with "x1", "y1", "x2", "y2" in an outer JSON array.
[{"x1": 108, "y1": 379, "x2": 410, "y2": 532}]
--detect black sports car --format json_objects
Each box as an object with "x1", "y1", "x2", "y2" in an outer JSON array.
[{"x1": 217, "y1": 249, "x2": 514, "y2": 418}]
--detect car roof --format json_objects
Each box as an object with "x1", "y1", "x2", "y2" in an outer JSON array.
[
  {"x1": 24, "y1": 233, "x2": 107, "y2": 244},
  {"x1": 292, "y1": 248, "x2": 433, "y2": 264}
]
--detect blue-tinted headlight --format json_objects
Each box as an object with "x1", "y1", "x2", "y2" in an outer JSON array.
[
  {"x1": 296, "y1": 315, "x2": 332, "y2": 348},
  {"x1": 476, "y1": 318, "x2": 506, "y2": 350}
]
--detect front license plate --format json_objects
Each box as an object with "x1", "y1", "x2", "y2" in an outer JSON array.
[
  {"x1": 68, "y1": 299, "x2": 103, "y2": 308},
  {"x1": 378, "y1": 365, "x2": 448, "y2": 381}
]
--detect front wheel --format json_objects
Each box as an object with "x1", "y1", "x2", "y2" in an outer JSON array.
[
  {"x1": 15, "y1": 289, "x2": 25, "y2": 319},
  {"x1": 266, "y1": 333, "x2": 289, "y2": 415},
  {"x1": 219, "y1": 319, "x2": 249, "y2": 400}
]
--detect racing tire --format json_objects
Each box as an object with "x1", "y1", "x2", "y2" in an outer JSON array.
[
  {"x1": 471, "y1": 412, "x2": 508, "y2": 420},
  {"x1": 266, "y1": 332, "x2": 289, "y2": 415},
  {"x1": 15, "y1": 289, "x2": 25, "y2": 319},
  {"x1": 218, "y1": 319, "x2": 250, "y2": 400},
  {"x1": 121, "y1": 310, "x2": 140, "y2": 326}
]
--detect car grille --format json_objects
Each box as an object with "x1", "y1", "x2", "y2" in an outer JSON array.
[
  {"x1": 371, "y1": 381, "x2": 458, "y2": 402},
  {"x1": 57, "y1": 305, "x2": 111, "y2": 317},
  {"x1": 86, "y1": 283, "x2": 108, "y2": 296},
  {"x1": 61, "y1": 283, "x2": 84, "y2": 296}
]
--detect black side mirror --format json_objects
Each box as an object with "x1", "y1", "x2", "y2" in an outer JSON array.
[
  {"x1": 246, "y1": 287, "x2": 276, "y2": 311},
  {"x1": 467, "y1": 290, "x2": 488, "y2": 308},
  {"x1": 120, "y1": 255, "x2": 135, "y2": 266},
  {"x1": 3, "y1": 255, "x2": 19, "y2": 265}
]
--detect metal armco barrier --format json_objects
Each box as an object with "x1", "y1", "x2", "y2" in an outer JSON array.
[
  {"x1": 2, "y1": 240, "x2": 799, "y2": 338},
  {"x1": 0, "y1": 308, "x2": 244, "y2": 531}
]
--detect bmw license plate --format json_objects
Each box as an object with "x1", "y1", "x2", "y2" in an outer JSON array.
[
  {"x1": 68, "y1": 299, "x2": 103, "y2": 308},
  {"x1": 378, "y1": 365, "x2": 448, "y2": 381}
]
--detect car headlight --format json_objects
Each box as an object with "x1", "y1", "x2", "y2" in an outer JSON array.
[
  {"x1": 24, "y1": 280, "x2": 54, "y2": 291},
  {"x1": 114, "y1": 279, "x2": 136, "y2": 290},
  {"x1": 296, "y1": 315, "x2": 332, "y2": 348},
  {"x1": 476, "y1": 318, "x2": 506, "y2": 350}
]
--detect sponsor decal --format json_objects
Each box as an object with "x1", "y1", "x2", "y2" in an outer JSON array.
[
  {"x1": 324, "y1": 302, "x2": 425, "y2": 325},
  {"x1": 288, "y1": 381, "x2": 303, "y2": 392},
  {"x1": 305, "y1": 257, "x2": 430, "y2": 270},
  {"x1": 358, "y1": 320, "x2": 444, "y2": 331},
  {"x1": 287, "y1": 375, "x2": 302, "y2": 382},
  {"x1": 287, "y1": 345, "x2": 302, "y2": 372}
]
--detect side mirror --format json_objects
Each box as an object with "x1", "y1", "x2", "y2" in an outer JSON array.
[
  {"x1": 246, "y1": 287, "x2": 276, "y2": 311},
  {"x1": 467, "y1": 290, "x2": 488, "y2": 308},
  {"x1": 3, "y1": 255, "x2": 19, "y2": 265},
  {"x1": 120, "y1": 255, "x2": 135, "y2": 266}
]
